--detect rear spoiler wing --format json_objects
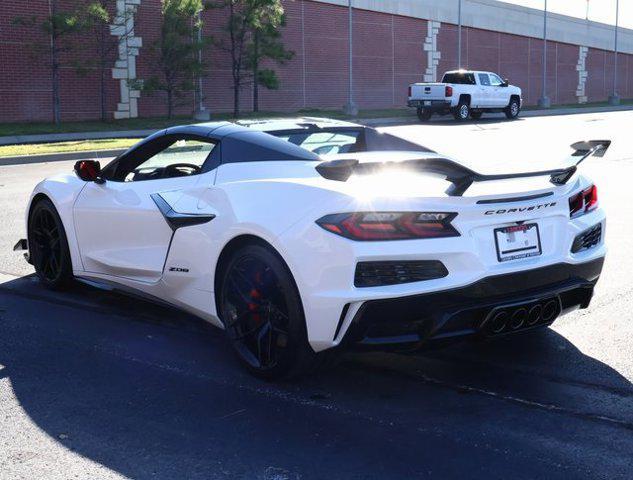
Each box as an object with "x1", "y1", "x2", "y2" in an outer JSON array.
[{"x1": 315, "y1": 139, "x2": 611, "y2": 196}]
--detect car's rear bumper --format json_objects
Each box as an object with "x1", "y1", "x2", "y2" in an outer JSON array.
[
  {"x1": 278, "y1": 187, "x2": 606, "y2": 352},
  {"x1": 341, "y1": 258, "x2": 603, "y2": 349},
  {"x1": 407, "y1": 99, "x2": 452, "y2": 110}
]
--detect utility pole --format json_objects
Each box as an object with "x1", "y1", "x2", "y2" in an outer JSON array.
[
  {"x1": 457, "y1": 0, "x2": 462, "y2": 69},
  {"x1": 585, "y1": 0, "x2": 590, "y2": 21},
  {"x1": 343, "y1": 0, "x2": 358, "y2": 116},
  {"x1": 48, "y1": 0, "x2": 61, "y2": 124},
  {"x1": 609, "y1": 0, "x2": 620, "y2": 105},
  {"x1": 538, "y1": 0, "x2": 550, "y2": 108},
  {"x1": 194, "y1": 10, "x2": 210, "y2": 120}
]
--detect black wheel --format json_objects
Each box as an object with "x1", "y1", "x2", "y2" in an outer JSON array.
[
  {"x1": 28, "y1": 198, "x2": 73, "y2": 289},
  {"x1": 417, "y1": 107, "x2": 432, "y2": 121},
  {"x1": 505, "y1": 97, "x2": 520, "y2": 119},
  {"x1": 218, "y1": 243, "x2": 320, "y2": 379},
  {"x1": 453, "y1": 100, "x2": 470, "y2": 121},
  {"x1": 470, "y1": 111, "x2": 483, "y2": 120}
]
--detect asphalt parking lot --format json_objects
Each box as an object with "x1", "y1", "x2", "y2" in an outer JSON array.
[{"x1": 1, "y1": 111, "x2": 632, "y2": 479}]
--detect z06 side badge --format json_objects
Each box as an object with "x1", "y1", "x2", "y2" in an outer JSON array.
[{"x1": 169, "y1": 267, "x2": 190, "y2": 273}]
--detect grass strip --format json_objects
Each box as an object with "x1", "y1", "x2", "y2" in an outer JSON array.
[{"x1": 0, "y1": 138, "x2": 139, "y2": 158}]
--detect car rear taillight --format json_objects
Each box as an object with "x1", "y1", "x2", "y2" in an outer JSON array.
[
  {"x1": 445, "y1": 86, "x2": 453, "y2": 97},
  {"x1": 569, "y1": 185, "x2": 598, "y2": 218},
  {"x1": 408, "y1": 85, "x2": 412, "y2": 97},
  {"x1": 316, "y1": 212, "x2": 460, "y2": 241}
]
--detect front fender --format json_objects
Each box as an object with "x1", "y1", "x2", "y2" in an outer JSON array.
[
  {"x1": 509, "y1": 86, "x2": 522, "y2": 98},
  {"x1": 27, "y1": 173, "x2": 88, "y2": 274}
]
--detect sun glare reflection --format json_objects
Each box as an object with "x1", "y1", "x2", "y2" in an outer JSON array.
[{"x1": 346, "y1": 167, "x2": 445, "y2": 202}]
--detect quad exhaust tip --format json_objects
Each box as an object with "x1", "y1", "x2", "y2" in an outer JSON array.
[
  {"x1": 510, "y1": 308, "x2": 527, "y2": 330},
  {"x1": 527, "y1": 304, "x2": 542, "y2": 326},
  {"x1": 490, "y1": 311, "x2": 508, "y2": 334},
  {"x1": 483, "y1": 298, "x2": 561, "y2": 336},
  {"x1": 541, "y1": 300, "x2": 559, "y2": 323}
]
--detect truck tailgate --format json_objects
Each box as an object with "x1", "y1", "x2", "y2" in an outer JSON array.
[{"x1": 409, "y1": 83, "x2": 447, "y2": 100}]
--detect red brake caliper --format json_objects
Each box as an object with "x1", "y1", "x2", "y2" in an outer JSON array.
[{"x1": 248, "y1": 271, "x2": 263, "y2": 323}]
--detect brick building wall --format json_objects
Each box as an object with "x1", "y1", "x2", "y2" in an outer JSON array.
[{"x1": 1, "y1": 0, "x2": 631, "y2": 123}]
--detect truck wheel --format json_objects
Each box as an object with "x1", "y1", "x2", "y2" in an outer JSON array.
[
  {"x1": 504, "y1": 98, "x2": 520, "y2": 119},
  {"x1": 453, "y1": 101, "x2": 470, "y2": 121},
  {"x1": 417, "y1": 107, "x2": 432, "y2": 121},
  {"x1": 470, "y1": 111, "x2": 483, "y2": 120}
]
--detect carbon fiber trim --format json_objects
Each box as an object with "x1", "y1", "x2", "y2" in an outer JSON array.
[{"x1": 150, "y1": 193, "x2": 215, "y2": 232}]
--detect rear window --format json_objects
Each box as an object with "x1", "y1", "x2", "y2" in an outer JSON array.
[
  {"x1": 276, "y1": 131, "x2": 361, "y2": 155},
  {"x1": 268, "y1": 128, "x2": 432, "y2": 155},
  {"x1": 442, "y1": 73, "x2": 476, "y2": 85}
]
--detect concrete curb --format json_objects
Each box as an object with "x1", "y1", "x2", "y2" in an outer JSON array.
[
  {"x1": 0, "y1": 149, "x2": 124, "y2": 167},
  {"x1": 360, "y1": 104, "x2": 633, "y2": 126},
  {"x1": 1, "y1": 104, "x2": 631, "y2": 166},
  {"x1": 0, "y1": 130, "x2": 152, "y2": 147},
  {"x1": 1, "y1": 104, "x2": 632, "y2": 147}
]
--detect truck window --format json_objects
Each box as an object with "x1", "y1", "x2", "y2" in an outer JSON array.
[
  {"x1": 489, "y1": 74, "x2": 504, "y2": 86},
  {"x1": 478, "y1": 73, "x2": 491, "y2": 86},
  {"x1": 441, "y1": 73, "x2": 476, "y2": 85}
]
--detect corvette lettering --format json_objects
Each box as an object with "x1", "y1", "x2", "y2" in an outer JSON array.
[{"x1": 484, "y1": 202, "x2": 557, "y2": 215}]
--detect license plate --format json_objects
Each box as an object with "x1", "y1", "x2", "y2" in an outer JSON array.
[
  {"x1": 494, "y1": 223, "x2": 542, "y2": 262},
  {"x1": 423, "y1": 101, "x2": 431, "y2": 106}
]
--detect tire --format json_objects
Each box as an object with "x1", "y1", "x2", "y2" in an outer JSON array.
[
  {"x1": 453, "y1": 100, "x2": 470, "y2": 121},
  {"x1": 470, "y1": 111, "x2": 483, "y2": 120},
  {"x1": 504, "y1": 97, "x2": 520, "y2": 119},
  {"x1": 217, "y1": 243, "x2": 325, "y2": 380},
  {"x1": 417, "y1": 107, "x2": 432, "y2": 122},
  {"x1": 28, "y1": 198, "x2": 73, "y2": 290}
]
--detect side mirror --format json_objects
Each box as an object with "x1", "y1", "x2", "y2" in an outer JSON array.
[
  {"x1": 74, "y1": 160, "x2": 102, "y2": 182},
  {"x1": 502, "y1": 79, "x2": 509, "y2": 87}
]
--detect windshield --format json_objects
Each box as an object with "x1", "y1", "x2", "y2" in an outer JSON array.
[{"x1": 268, "y1": 127, "x2": 432, "y2": 155}]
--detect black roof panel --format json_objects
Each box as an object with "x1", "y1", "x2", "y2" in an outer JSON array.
[{"x1": 220, "y1": 129, "x2": 320, "y2": 163}]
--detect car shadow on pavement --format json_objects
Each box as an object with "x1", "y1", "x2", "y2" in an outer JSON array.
[{"x1": 1, "y1": 276, "x2": 632, "y2": 479}]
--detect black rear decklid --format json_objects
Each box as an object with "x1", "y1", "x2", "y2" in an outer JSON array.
[{"x1": 316, "y1": 140, "x2": 611, "y2": 196}]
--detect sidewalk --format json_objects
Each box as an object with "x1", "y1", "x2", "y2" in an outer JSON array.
[
  {"x1": 373, "y1": 103, "x2": 633, "y2": 124},
  {"x1": 1, "y1": 103, "x2": 632, "y2": 166}
]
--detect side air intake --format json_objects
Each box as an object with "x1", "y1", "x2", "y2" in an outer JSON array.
[{"x1": 571, "y1": 224, "x2": 602, "y2": 253}]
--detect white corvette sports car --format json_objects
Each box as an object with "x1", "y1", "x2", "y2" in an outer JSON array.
[{"x1": 15, "y1": 118, "x2": 609, "y2": 378}]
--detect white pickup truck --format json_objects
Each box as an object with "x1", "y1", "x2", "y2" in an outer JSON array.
[{"x1": 407, "y1": 70, "x2": 522, "y2": 122}]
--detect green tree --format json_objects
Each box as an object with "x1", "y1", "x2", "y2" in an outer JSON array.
[
  {"x1": 13, "y1": 1, "x2": 95, "y2": 124},
  {"x1": 212, "y1": 0, "x2": 290, "y2": 117},
  {"x1": 247, "y1": 12, "x2": 294, "y2": 112},
  {"x1": 141, "y1": 0, "x2": 206, "y2": 118}
]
